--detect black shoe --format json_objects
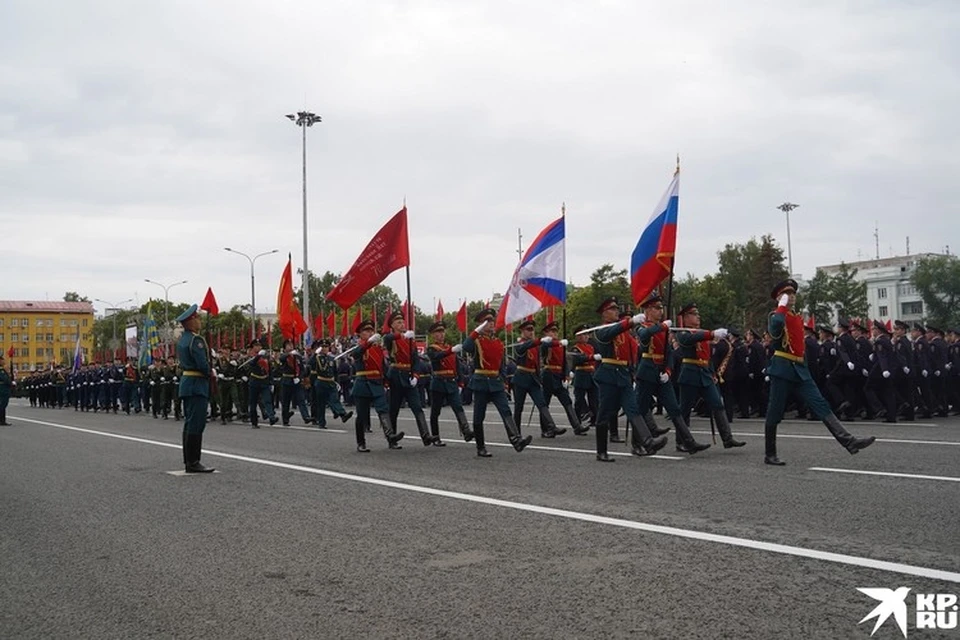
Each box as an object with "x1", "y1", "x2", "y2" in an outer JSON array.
[
  {"x1": 847, "y1": 436, "x2": 876, "y2": 454},
  {"x1": 609, "y1": 434, "x2": 625, "y2": 443},
  {"x1": 511, "y1": 435, "x2": 533, "y2": 452},
  {"x1": 185, "y1": 462, "x2": 215, "y2": 473},
  {"x1": 269, "y1": 417, "x2": 279, "y2": 426},
  {"x1": 340, "y1": 411, "x2": 353, "y2": 423},
  {"x1": 764, "y1": 456, "x2": 786, "y2": 466},
  {"x1": 686, "y1": 441, "x2": 711, "y2": 454},
  {"x1": 541, "y1": 430, "x2": 556, "y2": 439},
  {"x1": 650, "y1": 425, "x2": 671, "y2": 437},
  {"x1": 630, "y1": 444, "x2": 650, "y2": 457},
  {"x1": 676, "y1": 441, "x2": 689, "y2": 453},
  {"x1": 251, "y1": 424, "x2": 260, "y2": 429},
  {"x1": 644, "y1": 435, "x2": 668, "y2": 454},
  {"x1": 596, "y1": 453, "x2": 615, "y2": 462},
  {"x1": 388, "y1": 441, "x2": 403, "y2": 450},
  {"x1": 723, "y1": 438, "x2": 746, "y2": 448},
  {"x1": 477, "y1": 447, "x2": 492, "y2": 457},
  {"x1": 574, "y1": 426, "x2": 590, "y2": 436},
  {"x1": 220, "y1": 419, "x2": 227, "y2": 425},
  {"x1": 432, "y1": 439, "x2": 446, "y2": 447},
  {"x1": 357, "y1": 444, "x2": 370, "y2": 453}
]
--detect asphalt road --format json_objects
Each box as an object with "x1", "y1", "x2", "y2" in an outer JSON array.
[{"x1": 2, "y1": 398, "x2": 958, "y2": 639}]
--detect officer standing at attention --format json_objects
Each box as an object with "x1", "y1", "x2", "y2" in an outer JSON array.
[
  {"x1": 763, "y1": 279, "x2": 876, "y2": 465},
  {"x1": 176, "y1": 304, "x2": 215, "y2": 473}
]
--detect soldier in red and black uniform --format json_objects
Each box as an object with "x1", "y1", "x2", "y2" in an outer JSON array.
[
  {"x1": 383, "y1": 311, "x2": 435, "y2": 445},
  {"x1": 570, "y1": 325, "x2": 599, "y2": 427},
  {"x1": 539, "y1": 322, "x2": 589, "y2": 436},
  {"x1": 426, "y1": 321, "x2": 474, "y2": 445},
  {"x1": 121, "y1": 357, "x2": 141, "y2": 415},
  {"x1": 512, "y1": 320, "x2": 566, "y2": 438},
  {"x1": 353, "y1": 320, "x2": 405, "y2": 452}
]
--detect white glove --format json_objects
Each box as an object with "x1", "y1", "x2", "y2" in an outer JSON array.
[
  {"x1": 230, "y1": 360, "x2": 237, "y2": 366},
  {"x1": 868, "y1": 353, "x2": 874, "y2": 362},
  {"x1": 947, "y1": 363, "x2": 953, "y2": 371},
  {"x1": 861, "y1": 369, "x2": 869, "y2": 377},
  {"x1": 778, "y1": 294, "x2": 789, "y2": 307},
  {"x1": 659, "y1": 372, "x2": 670, "y2": 384},
  {"x1": 409, "y1": 377, "x2": 418, "y2": 387},
  {"x1": 316, "y1": 347, "x2": 324, "y2": 355},
  {"x1": 540, "y1": 336, "x2": 553, "y2": 345},
  {"x1": 210, "y1": 369, "x2": 217, "y2": 378},
  {"x1": 403, "y1": 330, "x2": 415, "y2": 339},
  {"x1": 241, "y1": 376, "x2": 248, "y2": 382},
  {"x1": 748, "y1": 373, "x2": 754, "y2": 379},
  {"x1": 934, "y1": 370, "x2": 941, "y2": 377},
  {"x1": 593, "y1": 353, "x2": 602, "y2": 361},
  {"x1": 211, "y1": 350, "x2": 218, "y2": 358},
  {"x1": 217, "y1": 373, "x2": 224, "y2": 379},
  {"x1": 474, "y1": 320, "x2": 490, "y2": 334},
  {"x1": 451, "y1": 344, "x2": 463, "y2": 354},
  {"x1": 922, "y1": 369, "x2": 928, "y2": 377},
  {"x1": 662, "y1": 320, "x2": 672, "y2": 329},
  {"x1": 150, "y1": 381, "x2": 155, "y2": 386},
  {"x1": 160, "y1": 377, "x2": 166, "y2": 382},
  {"x1": 631, "y1": 313, "x2": 645, "y2": 325},
  {"x1": 368, "y1": 333, "x2": 382, "y2": 345},
  {"x1": 173, "y1": 377, "x2": 178, "y2": 382},
  {"x1": 882, "y1": 370, "x2": 890, "y2": 379},
  {"x1": 903, "y1": 367, "x2": 910, "y2": 375},
  {"x1": 560, "y1": 339, "x2": 568, "y2": 347},
  {"x1": 713, "y1": 328, "x2": 729, "y2": 340},
  {"x1": 847, "y1": 361, "x2": 856, "y2": 371},
  {"x1": 764, "y1": 376, "x2": 770, "y2": 382},
  {"x1": 258, "y1": 349, "x2": 266, "y2": 356},
  {"x1": 830, "y1": 348, "x2": 837, "y2": 356}
]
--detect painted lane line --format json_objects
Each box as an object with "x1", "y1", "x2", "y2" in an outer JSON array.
[
  {"x1": 690, "y1": 430, "x2": 960, "y2": 447},
  {"x1": 13, "y1": 415, "x2": 960, "y2": 584},
  {"x1": 809, "y1": 467, "x2": 960, "y2": 483}
]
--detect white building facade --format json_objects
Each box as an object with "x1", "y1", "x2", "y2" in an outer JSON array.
[{"x1": 816, "y1": 254, "x2": 936, "y2": 324}]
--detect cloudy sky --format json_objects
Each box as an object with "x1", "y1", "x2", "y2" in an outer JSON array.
[{"x1": 2, "y1": 0, "x2": 957, "y2": 317}]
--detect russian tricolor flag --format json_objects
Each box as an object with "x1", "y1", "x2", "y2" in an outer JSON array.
[
  {"x1": 630, "y1": 171, "x2": 679, "y2": 305},
  {"x1": 496, "y1": 216, "x2": 566, "y2": 329}
]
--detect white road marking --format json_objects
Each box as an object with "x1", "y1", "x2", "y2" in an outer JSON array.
[
  {"x1": 809, "y1": 467, "x2": 960, "y2": 483},
  {"x1": 690, "y1": 430, "x2": 960, "y2": 447},
  {"x1": 12, "y1": 415, "x2": 960, "y2": 584}
]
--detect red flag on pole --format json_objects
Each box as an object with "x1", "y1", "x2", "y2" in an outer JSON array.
[
  {"x1": 436, "y1": 299, "x2": 444, "y2": 321},
  {"x1": 382, "y1": 303, "x2": 392, "y2": 333},
  {"x1": 326, "y1": 208, "x2": 411, "y2": 310},
  {"x1": 401, "y1": 301, "x2": 409, "y2": 328},
  {"x1": 314, "y1": 313, "x2": 324, "y2": 339},
  {"x1": 340, "y1": 309, "x2": 349, "y2": 337},
  {"x1": 547, "y1": 306, "x2": 555, "y2": 324},
  {"x1": 351, "y1": 306, "x2": 363, "y2": 334},
  {"x1": 325, "y1": 310, "x2": 335, "y2": 338},
  {"x1": 277, "y1": 254, "x2": 308, "y2": 340},
  {"x1": 456, "y1": 301, "x2": 467, "y2": 333},
  {"x1": 200, "y1": 287, "x2": 220, "y2": 316},
  {"x1": 6, "y1": 345, "x2": 14, "y2": 358}
]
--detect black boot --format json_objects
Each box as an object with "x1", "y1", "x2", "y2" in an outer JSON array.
[
  {"x1": 643, "y1": 410, "x2": 671, "y2": 437},
  {"x1": 713, "y1": 409, "x2": 746, "y2": 448},
  {"x1": 185, "y1": 434, "x2": 215, "y2": 473},
  {"x1": 563, "y1": 403, "x2": 589, "y2": 436},
  {"x1": 340, "y1": 410, "x2": 353, "y2": 423},
  {"x1": 503, "y1": 414, "x2": 532, "y2": 452},
  {"x1": 671, "y1": 415, "x2": 710, "y2": 454},
  {"x1": 182, "y1": 432, "x2": 189, "y2": 465},
  {"x1": 475, "y1": 424, "x2": 492, "y2": 457},
  {"x1": 609, "y1": 416, "x2": 625, "y2": 443},
  {"x1": 628, "y1": 415, "x2": 667, "y2": 456},
  {"x1": 415, "y1": 411, "x2": 436, "y2": 446},
  {"x1": 355, "y1": 421, "x2": 369, "y2": 452},
  {"x1": 454, "y1": 407, "x2": 474, "y2": 442},
  {"x1": 594, "y1": 421, "x2": 614, "y2": 462},
  {"x1": 823, "y1": 413, "x2": 876, "y2": 454},
  {"x1": 538, "y1": 406, "x2": 566, "y2": 438},
  {"x1": 379, "y1": 412, "x2": 405, "y2": 449},
  {"x1": 764, "y1": 419, "x2": 785, "y2": 465}
]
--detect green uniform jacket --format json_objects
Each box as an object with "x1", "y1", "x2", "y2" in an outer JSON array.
[
  {"x1": 766, "y1": 310, "x2": 813, "y2": 383},
  {"x1": 0, "y1": 367, "x2": 12, "y2": 400},
  {"x1": 636, "y1": 322, "x2": 672, "y2": 384},
  {"x1": 593, "y1": 319, "x2": 635, "y2": 388},
  {"x1": 177, "y1": 331, "x2": 211, "y2": 398},
  {"x1": 676, "y1": 330, "x2": 716, "y2": 387}
]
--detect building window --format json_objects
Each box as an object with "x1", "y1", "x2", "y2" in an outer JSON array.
[
  {"x1": 0, "y1": 333, "x2": 3, "y2": 342},
  {"x1": 902, "y1": 301, "x2": 924, "y2": 315},
  {"x1": 46, "y1": 333, "x2": 54, "y2": 341},
  {"x1": 22, "y1": 335, "x2": 28, "y2": 343},
  {"x1": 899, "y1": 283, "x2": 916, "y2": 296},
  {"x1": 82, "y1": 319, "x2": 88, "y2": 327},
  {"x1": 35, "y1": 347, "x2": 43, "y2": 357},
  {"x1": 60, "y1": 348, "x2": 69, "y2": 357},
  {"x1": 11, "y1": 318, "x2": 18, "y2": 327},
  {"x1": 878, "y1": 306, "x2": 888, "y2": 317},
  {"x1": 877, "y1": 287, "x2": 887, "y2": 299},
  {"x1": 0, "y1": 318, "x2": 4, "y2": 327},
  {"x1": 11, "y1": 332, "x2": 18, "y2": 341},
  {"x1": 60, "y1": 319, "x2": 66, "y2": 326}
]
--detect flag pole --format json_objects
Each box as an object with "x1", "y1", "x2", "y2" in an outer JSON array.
[
  {"x1": 561, "y1": 202, "x2": 567, "y2": 338},
  {"x1": 664, "y1": 156, "x2": 680, "y2": 321}
]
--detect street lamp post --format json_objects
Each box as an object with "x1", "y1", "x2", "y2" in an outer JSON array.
[
  {"x1": 144, "y1": 279, "x2": 188, "y2": 357},
  {"x1": 94, "y1": 298, "x2": 133, "y2": 359},
  {"x1": 224, "y1": 247, "x2": 279, "y2": 341},
  {"x1": 776, "y1": 202, "x2": 800, "y2": 276},
  {"x1": 285, "y1": 110, "x2": 322, "y2": 341}
]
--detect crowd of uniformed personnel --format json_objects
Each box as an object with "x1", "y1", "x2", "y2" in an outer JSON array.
[{"x1": 7, "y1": 294, "x2": 960, "y2": 466}]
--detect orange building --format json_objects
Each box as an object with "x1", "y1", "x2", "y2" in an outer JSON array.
[{"x1": 0, "y1": 301, "x2": 95, "y2": 374}]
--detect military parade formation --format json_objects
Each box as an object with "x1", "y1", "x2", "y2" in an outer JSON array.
[{"x1": 6, "y1": 281, "x2": 960, "y2": 471}]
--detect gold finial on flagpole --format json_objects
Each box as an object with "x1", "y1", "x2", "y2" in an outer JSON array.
[
  {"x1": 561, "y1": 202, "x2": 566, "y2": 217},
  {"x1": 675, "y1": 153, "x2": 680, "y2": 175}
]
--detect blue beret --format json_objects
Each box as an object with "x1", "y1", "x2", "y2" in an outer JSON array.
[{"x1": 175, "y1": 304, "x2": 199, "y2": 323}]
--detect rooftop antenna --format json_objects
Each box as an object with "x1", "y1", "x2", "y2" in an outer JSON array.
[
  {"x1": 517, "y1": 228, "x2": 523, "y2": 262},
  {"x1": 874, "y1": 222, "x2": 880, "y2": 260},
  {"x1": 906, "y1": 236, "x2": 910, "y2": 256}
]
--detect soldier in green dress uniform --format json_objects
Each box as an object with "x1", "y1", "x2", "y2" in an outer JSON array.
[
  {"x1": 176, "y1": 304, "x2": 215, "y2": 473},
  {"x1": 0, "y1": 353, "x2": 13, "y2": 425}
]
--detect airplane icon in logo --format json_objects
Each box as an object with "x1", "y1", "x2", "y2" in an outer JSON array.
[{"x1": 858, "y1": 587, "x2": 911, "y2": 638}]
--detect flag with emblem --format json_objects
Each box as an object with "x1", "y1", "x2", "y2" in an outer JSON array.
[{"x1": 496, "y1": 216, "x2": 566, "y2": 329}]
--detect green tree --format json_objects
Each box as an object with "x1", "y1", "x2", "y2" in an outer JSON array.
[
  {"x1": 564, "y1": 264, "x2": 631, "y2": 335},
  {"x1": 911, "y1": 255, "x2": 960, "y2": 326},
  {"x1": 802, "y1": 268, "x2": 835, "y2": 325},
  {"x1": 716, "y1": 235, "x2": 789, "y2": 330},
  {"x1": 829, "y1": 263, "x2": 868, "y2": 320},
  {"x1": 63, "y1": 291, "x2": 90, "y2": 303}
]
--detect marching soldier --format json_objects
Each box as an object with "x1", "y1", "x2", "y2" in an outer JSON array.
[
  {"x1": 818, "y1": 325, "x2": 845, "y2": 412},
  {"x1": 121, "y1": 357, "x2": 141, "y2": 414},
  {"x1": 892, "y1": 320, "x2": 915, "y2": 420},
  {"x1": 309, "y1": 339, "x2": 353, "y2": 428},
  {"x1": 539, "y1": 321, "x2": 589, "y2": 435},
  {"x1": 0, "y1": 352, "x2": 12, "y2": 425},
  {"x1": 592, "y1": 297, "x2": 667, "y2": 462},
  {"x1": 383, "y1": 311, "x2": 436, "y2": 446},
  {"x1": 635, "y1": 292, "x2": 710, "y2": 455},
  {"x1": 675, "y1": 303, "x2": 745, "y2": 450},
  {"x1": 279, "y1": 340, "x2": 311, "y2": 426},
  {"x1": 352, "y1": 320, "x2": 405, "y2": 452},
  {"x1": 745, "y1": 329, "x2": 767, "y2": 417},
  {"x1": 835, "y1": 318, "x2": 862, "y2": 420},
  {"x1": 867, "y1": 320, "x2": 897, "y2": 423},
  {"x1": 461, "y1": 308, "x2": 532, "y2": 457},
  {"x1": 425, "y1": 321, "x2": 474, "y2": 444},
  {"x1": 243, "y1": 339, "x2": 278, "y2": 428},
  {"x1": 949, "y1": 328, "x2": 960, "y2": 415},
  {"x1": 512, "y1": 320, "x2": 567, "y2": 438},
  {"x1": 927, "y1": 326, "x2": 949, "y2": 417},
  {"x1": 175, "y1": 304, "x2": 215, "y2": 473},
  {"x1": 762, "y1": 280, "x2": 875, "y2": 465},
  {"x1": 570, "y1": 325, "x2": 599, "y2": 427},
  {"x1": 218, "y1": 352, "x2": 242, "y2": 424},
  {"x1": 913, "y1": 323, "x2": 935, "y2": 418},
  {"x1": 852, "y1": 320, "x2": 882, "y2": 419}
]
